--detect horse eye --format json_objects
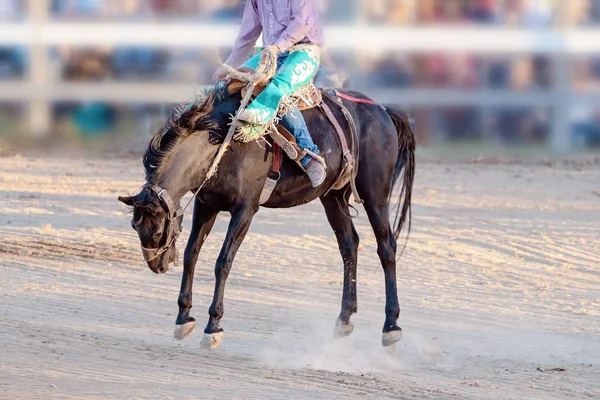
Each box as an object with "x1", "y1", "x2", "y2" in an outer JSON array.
[{"x1": 153, "y1": 233, "x2": 162, "y2": 240}]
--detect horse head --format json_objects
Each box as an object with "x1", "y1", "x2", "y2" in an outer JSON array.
[{"x1": 119, "y1": 185, "x2": 182, "y2": 274}]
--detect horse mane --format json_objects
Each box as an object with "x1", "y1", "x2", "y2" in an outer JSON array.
[{"x1": 143, "y1": 91, "x2": 219, "y2": 183}]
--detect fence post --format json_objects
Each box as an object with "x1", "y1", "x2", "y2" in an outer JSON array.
[
  {"x1": 550, "y1": 2, "x2": 572, "y2": 153},
  {"x1": 26, "y1": 0, "x2": 51, "y2": 137}
]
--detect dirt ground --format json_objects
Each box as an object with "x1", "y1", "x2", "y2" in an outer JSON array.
[{"x1": 0, "y1": 153, "x2": 599, "y2": 399}]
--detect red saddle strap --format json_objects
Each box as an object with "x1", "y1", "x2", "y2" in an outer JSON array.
[{"x1": 335, "y1": 91, "x2": 377, "y2": 105}]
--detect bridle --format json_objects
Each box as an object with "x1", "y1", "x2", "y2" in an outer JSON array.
[{"x1": 140, "y1": 184, "x2": 183, "y2": 263}]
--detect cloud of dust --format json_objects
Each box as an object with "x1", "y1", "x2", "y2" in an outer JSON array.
[{"x1": 255, "y1": 315, "x2": 445, "y2": 373}]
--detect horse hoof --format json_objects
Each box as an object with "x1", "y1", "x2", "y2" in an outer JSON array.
[
  {"x1": 382, "y1": 328, "x2": 403, "y2": 347},
  {"x1": 174, "y1": 321, "x2": 196, "y2": 341},
  {"x1": 334, "y1": 319, "x2": 354, "y2": 338},
  {"x1": 201, "y1": 331, "x2": 224, "y2": 349}
]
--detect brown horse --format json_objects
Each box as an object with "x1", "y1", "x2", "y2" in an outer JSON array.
[{"x1": 119, "y1": 89, "x2": 415, "y2": 348}]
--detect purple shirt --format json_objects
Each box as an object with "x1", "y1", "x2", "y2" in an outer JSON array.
[{"x1": 225, "y1": 0, "x2": 324, "y2": 68}]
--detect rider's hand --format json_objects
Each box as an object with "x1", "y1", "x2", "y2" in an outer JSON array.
[
  {"x1": 212, "y1": 66, "x2": 229, "y2": 83},
  {"x1": 263, "y1": 45, "x2": 280, "y2": 56},
  {"x1": 258, "y1": 45, "x2": 280, "y2": 77}
]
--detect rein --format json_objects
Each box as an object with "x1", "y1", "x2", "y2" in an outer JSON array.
[
  {"x1": 172, "y1": 51, "x2": 279, "y2": 224},
  {"x1": 146, "y1": 54, "x2": 371, "y2": 262},
  {"x1": 143, "y1": 66, "x2": 274, "y2": 264}
]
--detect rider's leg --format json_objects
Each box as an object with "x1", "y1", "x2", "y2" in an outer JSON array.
[
  {"x1": 205, "y1": 53, "x2": 264, "y2": 102},
  {"x1": 279, "y1": 105, "x2": 325, "y2": 187},
  {"x1": 280, "y1": 107, "x2": 318, "y2": 167},
  {"x1": 239, "y1": 46, "x2": 321, "y2": 126},
  {"x1": 279, "y1": 106, "x2": 325, "y2": 187},
  {"x1": 238, "y1": 47, "x2": 326, "y2": 186}
]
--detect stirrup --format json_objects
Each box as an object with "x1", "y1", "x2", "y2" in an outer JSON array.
[
  {"x1": 259, "y1": 172, "x2": 280, "y2": 205},
  {"x1": 304, "y1": 149, "x2": 326, "y2": 169}
]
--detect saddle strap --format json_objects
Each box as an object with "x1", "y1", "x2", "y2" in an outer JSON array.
[
  {"x1": 272, "y1": 142, "x2": 283, "y2": 174},
  {"x1": 276, "y1": 125, "x2": 303, "y2": 162},
  {"x1": 320, "y1": 102, "x2": 351, "y2": 158},
  {"x1": 318, "y1": 95, "x2": 363, "y2": 204}
]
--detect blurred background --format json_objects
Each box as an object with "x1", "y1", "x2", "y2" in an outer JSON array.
[{"x1": 1, "y1": 0, "x2": 600, "y2": 153}]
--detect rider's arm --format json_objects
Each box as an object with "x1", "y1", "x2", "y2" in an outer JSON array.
[
  {"x1": 225, "y1": 0, "x2": 262, "y2": 68},
  {"x1": 273, "y1": 0, "x2": 318, "y2": 53}
]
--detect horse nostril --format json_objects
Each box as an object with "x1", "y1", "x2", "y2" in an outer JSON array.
[{"x1": 159, "y1": 266, "x2": 166, "y2": 273}]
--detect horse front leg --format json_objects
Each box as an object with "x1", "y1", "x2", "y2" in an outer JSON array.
[
  {"x1": 202, "y1": 203, "x2": 257, "y2": 349},
  {"x1": 174, "y1": 201, "x2": 218, "y2": 340}
]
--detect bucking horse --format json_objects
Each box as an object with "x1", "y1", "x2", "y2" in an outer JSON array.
[{"x1": 118, "y1": 69, "x2": 416, "y2": 349}]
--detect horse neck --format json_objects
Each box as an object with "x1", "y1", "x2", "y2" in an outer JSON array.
[{"x1": 155, "y1": 132, "x2": 219, "y2": 202}]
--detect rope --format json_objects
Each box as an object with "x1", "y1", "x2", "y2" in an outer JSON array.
[{"x1": 181, "y1": 48, "x2": 279, "y2": 213}]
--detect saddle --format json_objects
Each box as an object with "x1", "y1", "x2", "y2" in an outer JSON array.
[{"x1": 226, "y1": 74, "x2": 366, "y2": 205}]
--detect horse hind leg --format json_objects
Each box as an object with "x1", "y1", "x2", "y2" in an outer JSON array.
[
  {"x1": 320, "y1": 192, "x2": 359, "y2": 338},
  {"x1": 363, "y1": 199, "x2": 403, "y2": 347}
]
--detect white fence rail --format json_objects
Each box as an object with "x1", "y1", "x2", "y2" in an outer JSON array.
[
  {"x1": 1, "y1": 1, "x2": 599, "y2": 151},
  {"x1": 2, "y1": 22, "x2": 600, "y2": 53}
]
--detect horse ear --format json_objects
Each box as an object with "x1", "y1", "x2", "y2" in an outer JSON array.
[{"x1": 118, "y1": 196, "x2": 135, "y2": 206}]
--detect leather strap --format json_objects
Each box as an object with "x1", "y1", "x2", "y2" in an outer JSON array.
[
  {"x1": 276, "y1": 125, "x2": 304, "y2": 162},
  {"x1": 276, "y1": 124, "x2": 297, "y2": 144},
  {"x1": 272, "y1": 142, "x2": 282, "y2": 174},
  {"x1": 319, "y1": 91, "x2": 363, "y2": 204},
  {"x1": 147, "y1": 184, "x2": 181, "y2": 221},
  {"x1": 320, "y1": 102, "x2": 351, "y2": 159}
]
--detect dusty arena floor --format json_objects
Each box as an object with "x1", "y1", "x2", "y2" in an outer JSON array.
[{"x1": 1, "y1": 153, "x2": 599, "y2": 399}]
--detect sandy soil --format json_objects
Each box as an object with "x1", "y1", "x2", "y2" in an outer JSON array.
[{"x1": 0, "y1": 154, "x2": 599, "y2": 400}]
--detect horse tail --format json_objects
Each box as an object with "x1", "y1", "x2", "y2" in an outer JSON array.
[{"x1": 384, "y1": 105, "x2": 416, "y2": 244}]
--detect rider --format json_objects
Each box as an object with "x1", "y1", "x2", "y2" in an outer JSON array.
[{"x1": 213, "y1": 0, "x2": 326, "y2": 187}]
